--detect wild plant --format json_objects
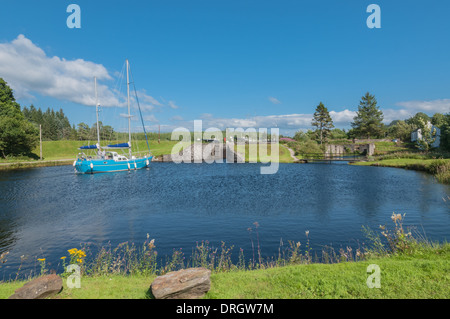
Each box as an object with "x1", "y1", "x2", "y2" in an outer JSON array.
[
  {"x1": 380, "y1": 213, "x2": 414, "y2": 254},
  {"x1": 216, "y1": 241, "x2": 234, "y2": 272},
  {"x1": 191, "y1": 240, "x2": 214, "y2": 269},
  {"x1": 136, "y1": 235, "x2": 158, "y2": 275},
  {"x1": 37, "y1": 258, "x2": 46, "y2": 276},
  {"x1": 162, "y1": 248, "x2": 185, "y2": 274}
]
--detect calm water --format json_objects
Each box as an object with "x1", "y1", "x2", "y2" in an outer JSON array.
[{"x1": 0, "y1": 162, "x2": 449, "y2": 278}]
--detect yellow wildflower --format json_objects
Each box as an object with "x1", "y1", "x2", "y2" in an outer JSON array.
[
  {"x1": 37, "y1": 258, "x2": 45, "y2": 262},
  {"x1": 68, "y1": 248, "x2": 78, "y2": 255}
]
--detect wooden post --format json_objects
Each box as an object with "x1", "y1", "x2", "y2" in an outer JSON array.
[{"x1": 39, "y1": 124, "x2": 42, "y2": 160}]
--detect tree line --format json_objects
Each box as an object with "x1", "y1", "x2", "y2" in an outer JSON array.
[
  {"x1": 301, "y1": 92, "x2": 450, "y2": 152},
  {"x1": 1, "y1": 77, "x2": 449, "y2": 159},
  {"x1": 0, "y1": 78, "x2": 121, "y2": 158},
  {"x1": 22, "y1": 105, "x2": 117, "y2": 142}
]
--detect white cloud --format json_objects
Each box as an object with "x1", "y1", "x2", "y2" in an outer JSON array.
[
  {"x1": 143, "y1": 114, "x2": 159, "y2": 123},
  {"x1": 138, "y1": 89, "x2": 162, "y2": 106},
  {"x1": 170, "y1": 115, "x2": 184, "y2": 121},
  {"x1": 0, "y1": 34, "x2": 117, "y2": 106},
  {"x1": 253, "y1": 114, "x2": 311, "y2": 128},
  {"x1": 375, "y1": 99, "x2": 450, "y2": 124},
  {"x1": 395, "y1": 99, "x2": 450, "y2": 114},
  {"x1": 329, "y1": 109, "x2": 356, "y2": 124},
  {"x1": 199, "y1": 113, "x2": 214, "y2": 119},
  {"x1": 193, "y1": 114, "x2": 310, "y2": 130},
  {"x1": 197, "y1": 116, "x2": 257, "y2": 129},
  {"x1": 268, "y1": 96, "x2": 281, "y2": 105},
  {"x1": 0, "y1": 34, "x2": 160, "y2": 111},
  {"x1": 185, "y1": 109, "x2": 359, "y2": 133},
  {"x1": 380, "y1": 108, "x2": 414, "y2": 124},
  {"x1": 168, "y1": 100, "x2": 179, "y2": 109}
]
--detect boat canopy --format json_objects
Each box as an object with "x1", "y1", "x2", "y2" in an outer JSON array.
[
  {"x1": 105, "y1": 142, "x2": 131, "y2": 149},
  {"x1": 79, "y1": 145, "x2": 98, "y2": 150}
]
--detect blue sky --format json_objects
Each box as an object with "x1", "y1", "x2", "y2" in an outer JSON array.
[{"x1": 1, "y1": 0, "x2": 449, "y2": 135}]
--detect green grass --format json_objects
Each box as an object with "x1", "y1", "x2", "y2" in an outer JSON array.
[
  {"x1": 2, "y1": 214, "x2": 449, "y2": 299},
  {"x1": 354, "y1": 158, "x2": 450, "y2": 184},
  {"x1": 2, "y1": 244, "x2": 448, "y2": 299},
  {"x1": 355, "y1": 158, "x2": 449, "y2": 167},
  {"x1": 32, "y1": 140, "x2": 184, "y2": 161},
  {"x1": 1, "y1": 140, "x2": 292, "y2": 164},
  {"x1": 235, "y1": 143, "x2": 294, "y2": 163},
  {"x1": 57, "y1": 274, "x2": 156, "y2": 299},
  {"x1": 207, "y1": 248, "x2": 450, "y2": 299},
  {"x1": 0, "y1": 274, "x2": 156, "y2": 299},
  {"x1": 372, "y1": 141, "x2": 415, "y2": 155},
  {"x1": 0, "y1": 140, "x2": 187, "y2": 162}
]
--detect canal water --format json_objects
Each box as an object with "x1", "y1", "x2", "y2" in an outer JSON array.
[{"x1": 0, "y1": 162, "x2": 449, "y2": 279}]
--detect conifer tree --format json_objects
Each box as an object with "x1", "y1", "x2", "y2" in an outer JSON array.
[
  {"x1": 351, "y1": 92, "x2": 384, "y2": 139},
  {"x1": 311, "y1": 102, "x2": 334, "y2": 144}
]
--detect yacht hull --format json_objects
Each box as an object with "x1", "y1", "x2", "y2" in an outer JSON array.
[{"x1": 74, "y1": 156, "x2": 153, "y2": 174}]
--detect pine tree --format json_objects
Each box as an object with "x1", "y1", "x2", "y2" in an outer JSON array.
[
  {"x1": 351, "y1": 92, "x2": 384, "y2": 139},
  {"x1": 77, "y1": 122, "x2": 90, "y2": 140},
  {"x1": 311, "y1": 102, "x2": 334, "y2": 144}
]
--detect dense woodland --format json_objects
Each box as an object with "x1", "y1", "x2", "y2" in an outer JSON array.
[
  {"x1": 1, "y1": 77, "x2": 449, "y2": 158},
  {"x1": 22, "y1": 105, "x2": 117, "y2": 142}
]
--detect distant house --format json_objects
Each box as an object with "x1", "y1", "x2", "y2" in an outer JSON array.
[{"x1": 411, "y1": 121, "x2": 441, "y2": 148}]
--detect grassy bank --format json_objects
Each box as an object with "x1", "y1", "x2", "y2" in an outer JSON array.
[
  {"x1": 0, "y1": 160, "x2": 74, "y2": 170},
  {"x1": 354, "y1": 158, "x2": 450, "y2": 184},
  {"x1": 0, "y1": 140, "x2": 186, "y2": 170},
  {"x1": 235, "y1": 143, "x2": 294, "y2": 163},
  {"x1": 0, "y1": 140, "x2": 182, "y2": 162},
  {"x1": 31, "y1": 140, "x2": 184, "y2": 161},
  {"x1": 0, "y1": 140, "x2": 294, "y2": 169},
  {"x1": 347, "y1": 140, "x2": 450, "y2": 184},
  {"x1": 206, "y1": 247, "x2": 450, "y2": 299},
  {"x1": 1, "y1": 214, "x2": 449, "y2": 299},
  {"x1": 1, "y1": 243, "x2": 448, "y2": 299}
]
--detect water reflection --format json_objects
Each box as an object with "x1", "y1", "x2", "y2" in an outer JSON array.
[{"x1": 0, "y1": 162, "x2": 449, "y2": 279}]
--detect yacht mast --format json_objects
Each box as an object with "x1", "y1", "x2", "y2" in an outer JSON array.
[
  {"x1": 126, "y1": 59, "x2": 132, "y2": 159},
  {"x1": 95, "y1": 77, "x2": 101, "y2": 149}
]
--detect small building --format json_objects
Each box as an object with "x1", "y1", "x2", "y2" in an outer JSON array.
[{"x1": 411, "y1": 121, "x2": 441, "y2": 148}]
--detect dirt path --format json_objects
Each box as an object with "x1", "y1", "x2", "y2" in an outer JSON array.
[{"x1": 281, "y1": 145, "x2": 299, "y2": 162}]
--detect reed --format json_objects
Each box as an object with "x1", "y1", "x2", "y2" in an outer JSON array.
[{"x1": 1, "y1": 214, "x2": 446, "y2": 282}]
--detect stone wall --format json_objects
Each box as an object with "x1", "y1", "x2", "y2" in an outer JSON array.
[{"x1": 325, "y1": 143, "x2": 375, "y2": 156}]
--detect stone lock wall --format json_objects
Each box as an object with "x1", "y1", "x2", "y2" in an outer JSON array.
[{"x1": 325, "y1": 143, "x2": 375, "y2": 156}]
